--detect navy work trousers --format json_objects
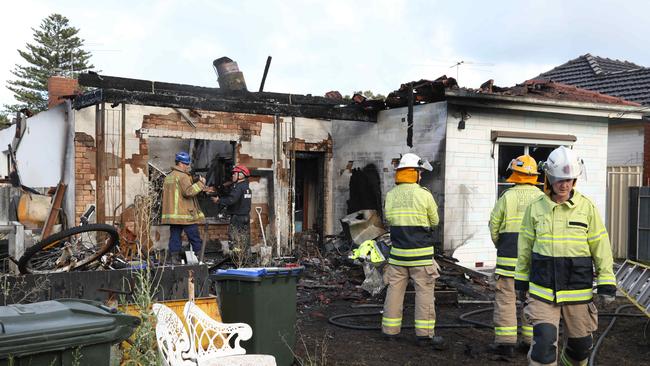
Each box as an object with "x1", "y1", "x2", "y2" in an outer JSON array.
[{"x1": 168, "y1": 224, "x2": 202, "y2": 254}]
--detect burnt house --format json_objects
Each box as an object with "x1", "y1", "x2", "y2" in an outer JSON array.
[{"x1": 2, "y1": 69, "x2": 645, "y2": 268}]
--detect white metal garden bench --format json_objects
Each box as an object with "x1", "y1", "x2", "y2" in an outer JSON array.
[{"x1": 153, "y1": 302, "x2": 276, "y2": 366}]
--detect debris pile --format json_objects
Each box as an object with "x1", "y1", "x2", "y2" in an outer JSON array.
[{"x1": 296, "y1": 234, "x2": 367, "y2": 309}]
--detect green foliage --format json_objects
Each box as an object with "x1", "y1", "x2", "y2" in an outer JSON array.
[
  {"x1": 343, "y1": 90, "x2": 386, "y2": 101},
  {"x1": 0, "y1": 112, "x2": 10, "y2": 130},
  {"x1": 358, "y1": 90, "x2": 386, "y2": 100},
  {"x1": 71, "y1": 347, "x2": 83, "y2": 366},
  {"x1": 121, "y1": 268, "x2": 161, "y2": 365},
  {"x1": 6, "y1": 13, "x2": 94, "y2": 113}
]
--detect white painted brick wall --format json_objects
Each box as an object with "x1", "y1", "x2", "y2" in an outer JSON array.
[
  {"x1": 444, "y1": 107, "x2": 609, "y2": 255},
  {"x1": 607, "y1": 125, "x2": 643, "y2": 166},
  {"x1": 331, "y1": 102, "x2": 448, "y2": 234}
]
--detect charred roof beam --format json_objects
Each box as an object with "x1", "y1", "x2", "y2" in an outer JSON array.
[
  {"x1": 78, "y1": 73, "x2": 347, "y2": 107},
  {"x1": 73, "y1": 88, "x2": 377, "y2": 122}
]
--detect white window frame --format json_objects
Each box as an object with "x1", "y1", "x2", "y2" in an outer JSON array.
[{"x1": 493, "y1": 137, "x2": 574, "y2": 198}]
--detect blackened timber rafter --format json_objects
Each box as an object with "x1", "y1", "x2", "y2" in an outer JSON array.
[
  {"x1": 78, "y1": 73, "x2": 350, "y2": 107},
  {"x1": 73, "y1": 88, "x2": 377, "y2": 122}
]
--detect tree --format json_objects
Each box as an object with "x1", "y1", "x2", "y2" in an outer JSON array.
[
  {"x1": 5, "y1": 14, "x2": 94, "y2": 113},
  {"x1": 343, "y1": 90, "x2": 387, "y2": 101},
  {"x1": 359, "y1": 90, "x2": 386, "y2": 100},
  {"x1": 0, "y1": 113, "x2": 10, "y2": 130}
]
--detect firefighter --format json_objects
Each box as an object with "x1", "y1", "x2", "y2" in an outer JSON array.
[
  {"x1": 212, "y1": 165, "x2": 252, "y2": 250},
  {"x1": 515, "y1": 146, "x2": 616, "y2": 366},
  {"x1": 161, "y1": 151, "x2": 207, "y2": 264},
  {"x1": 489, "y1": 155, "x2": 544, "y2": 356},
  {"x1": 382, "y1": 153, "x2": 446, "y2": 350}
]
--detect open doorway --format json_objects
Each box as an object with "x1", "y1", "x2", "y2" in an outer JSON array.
[{"x1": 294, "y1": 152, "x2": 324, "y2": 238}]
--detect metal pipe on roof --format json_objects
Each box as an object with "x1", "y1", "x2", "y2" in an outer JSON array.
[{"x1": 213, "y1": 57, "x2": 247, "y2": 91}]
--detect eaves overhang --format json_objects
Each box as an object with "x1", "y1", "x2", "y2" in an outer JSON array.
[{"x1": 445, "y1": 89, "x2": 646, "y2": 120}]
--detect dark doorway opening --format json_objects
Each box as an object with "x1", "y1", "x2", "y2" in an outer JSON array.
[{"x1": 295, "y1": 152, "x2": 324, "y2": 239}]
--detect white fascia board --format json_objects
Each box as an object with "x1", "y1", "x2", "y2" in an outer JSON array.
[
  {"x1": 494, "y1": 137, "x2": 574, "y2": 146},
  {"x1": 445, "y1": 91, "x2": 646, "y2": 120}
]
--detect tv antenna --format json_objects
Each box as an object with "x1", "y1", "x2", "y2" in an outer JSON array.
[{"x1": 449, "y1": 60, "x2": 494, "y2": 82}]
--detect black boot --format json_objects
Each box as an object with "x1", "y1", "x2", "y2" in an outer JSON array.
[
  {"x1": 169, "y1": 252, "x2": 182, "y2": 265},
  {"x1": 431, "y1": 336, "x2": 448, "y2": 351},
  {"x1": 516, "y1": 341, "x2": 531, "y2": 354},
  {"x1": 488, "y1": 343, "x2": 515, "y2": 357},
  {"x1": 383, "y1": 333, "x2": 400, "y2": 342},
  {"x1": 416, "y1": 336, "x2": 448, "y2": 350}
]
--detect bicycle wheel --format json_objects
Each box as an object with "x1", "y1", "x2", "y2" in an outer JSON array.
[{"x1": 18, "y1": 224, "x2": 119, "y2": 274}]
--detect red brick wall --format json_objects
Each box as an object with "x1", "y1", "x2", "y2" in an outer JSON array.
[
  {"x1": 205, "y1": 223, "x2": 230, "y2": 242},
  {"x1": 141, "y1": 111, "x2": 271, "y2": 140},
  {"x1": 143, "y1": 111, "x2": 275, "y2": 245},
  {"x1": 48, "y1": 77, "x2": 79, "y2": 109},
  {"x1": 75, "y1": 132, "x2": 96, "y2": 224}
]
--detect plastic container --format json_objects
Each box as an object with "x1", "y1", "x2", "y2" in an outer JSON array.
[
  {"x1": 0, "y1": 299, "x2": 140, "y2": 365},
  {"x1": 212, "y1": 267, "x2": 304, "y2": 366}
]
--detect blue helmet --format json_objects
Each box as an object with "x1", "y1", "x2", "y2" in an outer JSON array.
[{"x1": 175, "y1": 151, "x2": 191, "y2": 165}]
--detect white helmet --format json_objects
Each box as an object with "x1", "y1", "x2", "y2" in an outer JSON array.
[
  {"x1": 542, "y1": 146, "x2": 584, "y2": 183},
  {"x1": 396, "y1": 153, "x2": 433, "y2": 171}
]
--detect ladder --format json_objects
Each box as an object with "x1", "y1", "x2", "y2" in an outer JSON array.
[{"x1": 615, "y1": 260, "x2": 650, "y2": 317}]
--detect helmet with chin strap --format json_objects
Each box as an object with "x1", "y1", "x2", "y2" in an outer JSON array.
[
  {"x1": 232, "y1": 165, "x2": 250, "y2": 177},
  {"x1": 396, "y1": 153, "x2": 433, "y2": 171},
  {"x1": 542, "y1": 146, "x2": 583, "y2": 184}
]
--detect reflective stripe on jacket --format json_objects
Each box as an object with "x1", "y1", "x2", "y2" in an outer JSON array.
[
  {"x1": 384, "y1": 183, "x2": 439, "y2": 267},
  {"x1": 514, "y1": 190, "x2": 616, "y2": 304},
  {"x1": 161, "y1": 167, "x2": 205, "y2": 225},
  {"x1": 489, "y1": 185, "x2": 543, "y2": 277}
]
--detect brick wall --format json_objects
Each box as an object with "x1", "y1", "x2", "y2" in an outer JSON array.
[
  {"x1": 142, "y1": 111, "x2": 272, "y2": 139},
  {"x1": 444, "y1": 106, "x2": 609, "y2": 256},
  {"x1": 144, "y1": 111, "x2": 276, "y2": 245},
  {"x1": 608, "y1": 124, "x2": 644, "y2": 166},
  {"x1": 205, "y1": 223, "x2": 229, "y2": 241},
  {"x1": 74, "y1": 132, "x2": 96, "y2": 224},
  {"x1": 48, "y1": 77, "x2": 79, "y2": 109}
]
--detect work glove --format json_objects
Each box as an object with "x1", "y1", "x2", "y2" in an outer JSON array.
[
  {"x1": 517, "y1": 290, "x2": 527, "y2": 303},
  {"x1": 515, "y1": 280, "x2": 529, "y2": 303},
  {"x1": 595, "y1": 293, "x2": 615, "y2": 308}
]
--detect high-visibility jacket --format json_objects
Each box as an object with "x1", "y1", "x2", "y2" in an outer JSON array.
[
  {"x1": 514, "y1": 190, "x2": 616, "y2": 304},
  {"x1": 161, "y1": 167, "x2": 205, "y2": 225},
  {"x1": 384, "y1": 183, "x2": 439, "y2": 267},
  {"x1": 349, "y1": 239, "x2": 386, "y2": 264},
  {"x1": 489, "y1": 184, "x2": 543, "y2": 277}
]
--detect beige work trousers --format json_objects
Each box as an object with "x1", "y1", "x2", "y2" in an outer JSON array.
[
  {"x1": 493, "y1": 275, "x2": 532, "y2": 344},
  {"x1": 382, "y1": 262, "x2": 440, "y2": 337},
  {"x1": 524, "y1": 296, "x2": 598, "y2": 366}
]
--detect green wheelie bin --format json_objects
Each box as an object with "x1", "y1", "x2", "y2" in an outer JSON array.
[
  {"x1": 0, "y1": 299, "x2": 140, "y2": 366},
  {"x1": 212, "y1": 267, "x2": 303, "y2": 366}
]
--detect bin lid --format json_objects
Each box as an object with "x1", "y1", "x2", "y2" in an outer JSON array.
[
  {"x1": 0, "y1": 299, "x2": 140, "y2": 357},
  {"x1": 212, "y1": 266, "x2": 304, "y2": 281}
]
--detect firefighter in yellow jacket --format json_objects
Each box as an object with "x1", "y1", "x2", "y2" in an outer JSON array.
[
  {"x1": 489, "y1": 155, "x2": 543, "y2": 356},
  {"x1": 515, "y1": 146, "x2": 616, "y2": 366},
  {"x1": 382, "y1": 153, "x2": 446, "y2": 350},
  {"x1": 161, "y1": 151, "x2": 207, "y2": 264}
]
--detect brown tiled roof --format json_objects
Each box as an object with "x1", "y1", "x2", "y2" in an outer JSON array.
[{"x1": 499, "y1": 79, "x2": 641, "y2": 106}]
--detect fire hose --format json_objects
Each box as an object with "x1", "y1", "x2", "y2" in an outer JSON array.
[{"x1": 328, "y1": 303, "x2": 646, "y2": 364}]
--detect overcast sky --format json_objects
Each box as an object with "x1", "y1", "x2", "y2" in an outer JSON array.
[{"x1": 1, "y1": 0, "x2": 650, "y2": 107}]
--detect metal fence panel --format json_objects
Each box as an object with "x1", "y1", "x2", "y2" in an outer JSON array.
[{"x1": 607, "y1": 166, "x2": 642, "y2": 258}]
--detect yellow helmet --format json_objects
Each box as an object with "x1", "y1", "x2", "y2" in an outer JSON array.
[{"x1": 508, "y1": 155, "x2": 539, "y2": 175}]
